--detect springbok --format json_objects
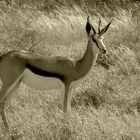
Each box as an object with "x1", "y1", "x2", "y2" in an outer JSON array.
[{"x1": 0, "y1": 16, "x2": 111, "y2": 138}]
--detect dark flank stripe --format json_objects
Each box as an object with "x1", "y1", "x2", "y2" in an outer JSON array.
[{"x1": 26, "y1": 64, "x2": 64, "y2": 81}]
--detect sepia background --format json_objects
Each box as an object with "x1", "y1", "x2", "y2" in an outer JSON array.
[{"x1": 0, "y1": 0, "x2": 140, "y2": 139}]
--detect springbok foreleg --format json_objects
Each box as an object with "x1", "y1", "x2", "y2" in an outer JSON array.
[
  {"x1": 63, "y1": 83, "x2": 74, "y2": 114},
  {"x1": 63, "y1": 81, "x2": 80, "y2": 117}
]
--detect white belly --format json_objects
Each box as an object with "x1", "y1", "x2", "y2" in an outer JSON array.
[{"x1": 22, "y1": 69, "x2": 64, "y2": 90}]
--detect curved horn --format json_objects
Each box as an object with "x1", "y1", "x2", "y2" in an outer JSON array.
[{"x1": 98, "y1": 17, "x2": 101, "y2": 33}]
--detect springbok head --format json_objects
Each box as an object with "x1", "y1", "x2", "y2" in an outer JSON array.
[{"x1": 86, "y1": 16, "x2": 111, "y2": 54}]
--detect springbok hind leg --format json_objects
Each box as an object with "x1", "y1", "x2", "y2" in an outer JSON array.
[
  {"x1": 0, "y1": 75, "x2": 23, "y2": 140},
  {"x1": 0, "y1": 85, "x2": 15, "y2": 140},
  {"x1": 0, "y1": 86, "x2": 10, "y2": 133}
]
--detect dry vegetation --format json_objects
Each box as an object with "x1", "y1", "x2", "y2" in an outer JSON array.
[{"x1": 0, "y1": 0, "x2": 140, "y2": 139}]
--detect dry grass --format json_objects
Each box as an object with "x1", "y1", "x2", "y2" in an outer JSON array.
[{"x1": 0, "y1": 0, "x2": 139, "y2": 139}]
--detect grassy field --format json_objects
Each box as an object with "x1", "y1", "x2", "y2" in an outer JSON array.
[{"x1": 0, "y1": 0, "x2": 140, "y2": 139}]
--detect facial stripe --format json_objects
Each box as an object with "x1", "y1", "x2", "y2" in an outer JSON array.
[
  {"x1": 92, "y1": 37, "x2": 100, "y2": 50},
  {"x1": 26, "y1": 64, "x2": 64, "y2": 81}
]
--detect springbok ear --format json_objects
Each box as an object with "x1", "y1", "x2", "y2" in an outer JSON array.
[
  {"x1": 99, "y1": 21, "x2": 111, "y2": 36},
  {"x1": 86, "y1": 16, "x2": 96, "y2": 35}
]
